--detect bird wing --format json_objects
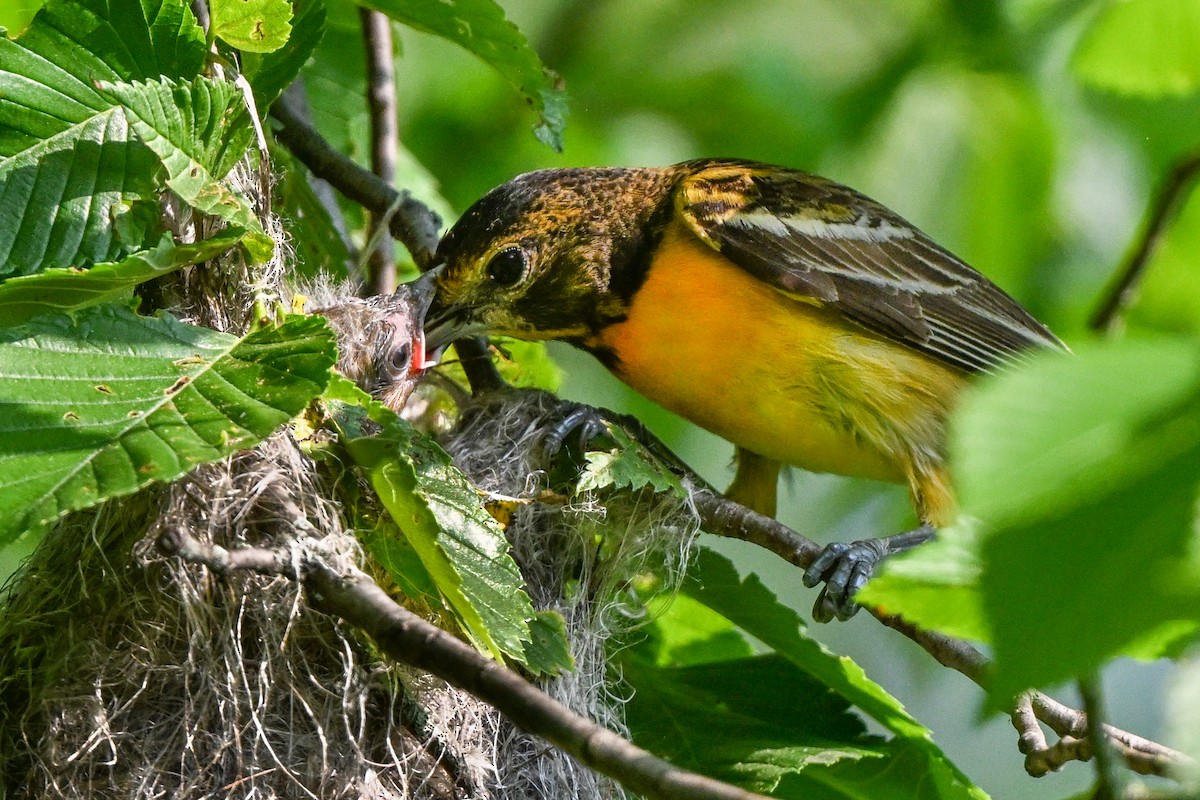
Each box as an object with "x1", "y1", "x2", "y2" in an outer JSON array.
[{"x1": 673, "y1": 160, "x2": 1064, "y2": 374}]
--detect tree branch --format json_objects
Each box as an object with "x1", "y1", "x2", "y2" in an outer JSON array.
[
  {"x1": 269, "y1": 95, "x2": 441, "y2": 268},
  {"x1": 1090, "y1": 150, "x2": 1200, "y2": 332},
  {"x1": 159, "y1": 529, "x2": 769, "y2": 800},
  {"x1": 358, "y1": 8, "x2": 399, "y2": 296}
]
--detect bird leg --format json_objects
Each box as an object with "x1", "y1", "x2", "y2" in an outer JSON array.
[
  {"x1": 803, "y1": 523, "x2": 936, "y2": 622},
  {"x1": 724, "y1": 448, "x2": 782, "y2": 519}
]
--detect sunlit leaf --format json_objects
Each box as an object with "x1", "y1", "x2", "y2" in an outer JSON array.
[
  {"x1": 328, "y1": 377, "x2": 560, "y2": 669},
  {"x1": 247, "y1": 0, "x2": 327, "y2": 108},
  {"x1": 98, "y1": 77, "x2": 273, "y2": 261},
  {"x1": 0, "y1": 0, "x2": 206, "y2": 276},
  {"x1": 0, "y1": 306, "x2": 336, "y2": 545},
  {"x1": 210, "y1": 0, "x2": 293, "y2": 53},
  {"x1": 0, "y1": 230, "x2": 245, "y2": 326},
  {"x1": 577, "y1": 422, "x2": 685, "y2": 496}
]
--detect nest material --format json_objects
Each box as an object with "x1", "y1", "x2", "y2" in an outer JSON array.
[{"x1": 0, "y1": 391, "x2": 699, "y2": 800}]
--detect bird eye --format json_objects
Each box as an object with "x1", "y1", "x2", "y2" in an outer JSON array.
[
  {"x1": 388, "y1": 342, "x2": 412, "y2": 374},
  {"x1": 486, "y1": 247, "x2": 528, "y2": 287}
]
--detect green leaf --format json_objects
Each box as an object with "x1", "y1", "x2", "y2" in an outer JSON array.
[
  {"x1": 576, "y1": 422, "x2": 685, "y2": 496},
  {"x1": 855, "y1": 518, "x2": 990, "y2": 643},
  {"x1": 328, "y1": 378, "x2": 544, "y2": 666},
  {"x1": 246, "y1": 0, "x2": 327, "y2": 108},
  {"x1": 0, "y1": 230, "x2": 245, "y2": 326},
  {"x1": 493, "y1": 338, "x2": 563, "y2": 391},
  {"x1": 951, "y1": 339, "x2": 1200, "y2": 703},
  {"x1": 0, "y1": 0, "x2": 207, "y2": 276},
  {"x1": 98, "y1": 77, "x2": 273, "y2": 261},
  {"x1": 1165, "y1": 652, "x2": 1200, "y2": 790},
  {"x1": 623, "y1": 651, "x2": 879, "y2": 794},
  {"x1": 0, "y1": 0, "x2": 44, "y2": 33},
  {"x1": 360, "y1": 0, "x2": 567, "y2": 151},
  {"x1": 361, "y1": 520, "x2": 440, "y2": 602},
  {"x1": 210, "y1": 0, "x2": 293, "y2": 53},
  {"x1": 521, "y1": 610, "x2": 574, "y2": 676},
  {"x1": 0, "y1": 305, "x2": 336, "y2": 545},
  {"x1": 681, "y1": 549, "x2": 987, "y2": 798},
  {"x1": 1073, "y1": 0, "x2": 1200, "y2": 97},
  {"x1": 641, "y1": 591, "x2": 754, "y2": 667}
]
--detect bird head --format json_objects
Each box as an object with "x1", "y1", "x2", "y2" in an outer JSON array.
[{"x1": 421, "y1": 167, "x2": 678, "y2": 351}]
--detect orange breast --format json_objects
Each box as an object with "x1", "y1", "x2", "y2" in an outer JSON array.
[{"x1": 588, "y1": 219, "x2": 966, "y2": 486}]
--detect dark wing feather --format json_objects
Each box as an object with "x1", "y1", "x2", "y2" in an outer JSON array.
[{"x1": 674, "y1": 161, "x2": 1065, "y2": 374}]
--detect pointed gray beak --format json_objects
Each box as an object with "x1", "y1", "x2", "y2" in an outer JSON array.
[{"x1": 411, "y1": 266, "x2": 487, "y2": 352}]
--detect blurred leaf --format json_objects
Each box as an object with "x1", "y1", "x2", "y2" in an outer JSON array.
[
  {"x1": 1165, "y1": 651, "x2": 1200, "y2": 790},
  {"x1": 0, "y1": 306, "x2": 336, "y2": 546},
  {"x1": 246, "y1": 0, "x2": 326, "y2": 108},
  {"x1": 0, "y1": 0, "x2": 207, "y2": 277},
  {"x1": 856, "y1": 518, "x2": 989, "y2": 643},
  {"x1": 951, "y1": 339, "x2": 1200, "y2": 704},
  {"x1": 1073, "y1": 0, "x2": 1200, "y2": 97},
  {"x1": 492, "y1": 337, "x2": 563, "y2": 391},
  {"x1": 682, "y1": 550, "x2": 987, "y2": 798},
  {"x1": 361, "y1": 0, "x2": 567, "y2": 150},
  {"x1": 210, "y1": 0, "x2": 293, "y2": 53},
  {"x1": 0, "y1": 0, "x2": 44, "y2": 33},
  {"x1": 98, "y1": 77, "x2": 273, "y2": 262},
  {"x1": 0, "y1": 231, "x2": 245, "y2": 326},
  {"x1": 577, "y1": 422, "x2": 685, "y2": 497},
  {"x1": 329, "y1": 378, "x2": 551, "y2": 667}
]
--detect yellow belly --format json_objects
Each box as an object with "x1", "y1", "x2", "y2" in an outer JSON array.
[{"x1": 588, "y1": 220, "x2": 966, "y2": 486}]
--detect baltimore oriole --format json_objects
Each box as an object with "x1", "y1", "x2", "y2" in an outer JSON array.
[{"x1": 421, "y1": 159, "x2": 1065, "y2": 620}]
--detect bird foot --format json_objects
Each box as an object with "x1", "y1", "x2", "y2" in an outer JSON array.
[{"x1": 802, "y1": 524, "x2": 936, "y2": 622}]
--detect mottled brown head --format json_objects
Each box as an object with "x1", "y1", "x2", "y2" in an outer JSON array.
[{"x1": 424, "y1": 166, "x2": 680, "y2": 349}]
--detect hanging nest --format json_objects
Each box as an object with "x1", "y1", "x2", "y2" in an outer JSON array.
[{"x1": 0, "y1": 166, "x2": 700, "y2": 799}]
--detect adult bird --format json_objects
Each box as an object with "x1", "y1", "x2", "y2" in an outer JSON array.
[{"x1": 421, "y1": 159, "x2": 1065, "y2": 620}]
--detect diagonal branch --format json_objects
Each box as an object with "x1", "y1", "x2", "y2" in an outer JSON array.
[
  {"x1": 269, "y1": 94, "x2": 504, "y2": 393},
  {"x1": 269, "y1": 95, "x2": 441, "y2": 268}
]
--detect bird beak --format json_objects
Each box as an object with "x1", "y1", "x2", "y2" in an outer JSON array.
[{"x1": 410, "y1": 267, "x2": 486, "y2": 356}]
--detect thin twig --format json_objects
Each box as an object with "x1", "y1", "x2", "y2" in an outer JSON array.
[
  {"x1": 1090, "y1": 150, "x2": 1200, "y2": 332},
  {"x1": 359, "y1": 8, "x2": 399, "y2": 295},
  {"x1": 160, "y1": 529, "x2": 770, "y2": 800}
]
